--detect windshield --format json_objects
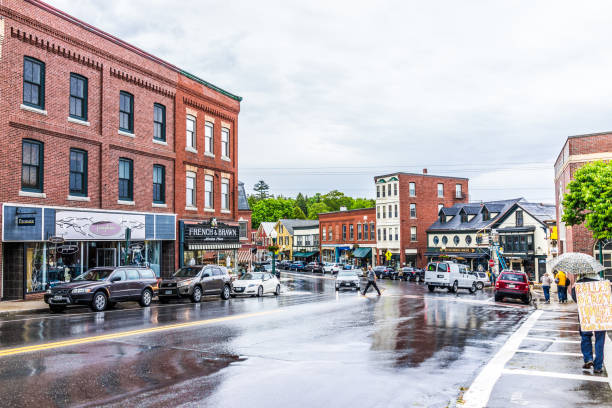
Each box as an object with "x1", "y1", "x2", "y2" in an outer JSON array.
[
  {"x1": 338, "y1": 271, "x2": 356, "y2": 277},
  {"x1": 241, "y1": 273, "x2": 264, "y2": 280},
  {"x1": 500, "y1": 273, "x2": 526, "y2": 282},
  {"x1": 74, "y1": 269, "x2": 114, "y2": 281},
  {"x1": 174, "y1": 267, "x2": 200, "y2": 278}
]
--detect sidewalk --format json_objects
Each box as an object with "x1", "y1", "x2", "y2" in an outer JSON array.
[{"x1": 0, "y1": 300, "x2": 48, "y2": 316}]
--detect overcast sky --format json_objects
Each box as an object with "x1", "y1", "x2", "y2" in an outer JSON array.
[{"x1": 48, "y1": 0, "x2": 612, "y2": 203}]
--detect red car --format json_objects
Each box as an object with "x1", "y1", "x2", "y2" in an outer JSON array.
[{"x1": 494, "y1": 270, "x2": 531, "y2": 304}]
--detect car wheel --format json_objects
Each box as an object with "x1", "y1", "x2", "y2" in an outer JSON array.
[
  {"x1": 275, "y1": 284, "x2": 281, "y2": 296},
  {"x1": 523, "y1": 293, "x2": 531, "y2": 305},
  {"x1": 428, "y1": 285, "x2": 435, "y2": 292},
  {"x1": 257, "y1": 286, "x2": 264, "y2": 297},
  {"x1": 159, "y1": 298, "x2": 170, "y2": 304},
  {"x1": 91, "y1": 291, "x2": 108, "y2": 312},
  {"x1": 452, "y1": 281, "x2": 459, "y2": 293},
  {"x1": 476, "y1": 282, "x2": 484, "y2": 290},
  {"x1": 221, "y1": 285, "x2": 231, "y2": 300},
  {"x1": 139, "y1": 288, "x2": 153, "y2": 307},
  {"x1": 49, "y1": 305, "x2": 66, "y2": 313},
  {"x1": 191, "y1": 286, "x2": 202, "y2": 303},
  {"x1": 469, "y1": 283, "x2": 476, "y2": 294}
]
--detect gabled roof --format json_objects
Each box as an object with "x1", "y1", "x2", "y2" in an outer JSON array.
[
  {"x1": 258, "y1": 222, "x2": 277, "y2": 237},
  {"x1": 428, "y1": 198, "x2": 524, "y2": 232},
  {"x1": 518, "y1": 202, "x2": 556, "y2": 223},
  {"x1": 237, "y1": 181, "x2": 250, "y2": 211},
  {"x1": 278, "y1": 219, "x2": 319, "y2": 235}
]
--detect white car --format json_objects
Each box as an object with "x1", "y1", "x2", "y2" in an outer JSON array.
[
  {"x1": 473, "y1": 271, "x2": 491, "y2": 290},
  {"x1": 232, "y1": 272, "x2": 281, "y2": 297},
  {"x1": 323, "y1": 263, "x2": 341, "y2": 274},
  {"x1": 335, "y1": 270, "x2": 361, "y2": 291},
  {"x1": 425, "y1": 261, "x2": 477, "y2": 293}
]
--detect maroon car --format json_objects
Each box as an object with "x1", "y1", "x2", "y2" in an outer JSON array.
[{"x1": 494, "y1": 270, "x2": 531, "y2": 304}]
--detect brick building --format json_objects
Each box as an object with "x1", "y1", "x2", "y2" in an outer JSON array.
[
  {"x1": 0, "y1": 0, "x2": 242, "y2": 299},
  {"x1": 374, "y1": 170, "x2": 469, "y2": 268},
  {"x1": 554, "y1": 132, "x2": 612, "y2": 277},
  {"x1": 319, "y1": 207, "x2": 376, "y2": 267}
]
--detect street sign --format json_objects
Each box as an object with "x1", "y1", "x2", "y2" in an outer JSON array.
[
  {"x1": 489, "y1": 260, "x2": 495, "y2": 268},
  {"x1": 49, "y1": 236, "x2": 65, "y2": 244},
  {"x1": 385, "y1": 250, "x2": 392, "y2": 261}
]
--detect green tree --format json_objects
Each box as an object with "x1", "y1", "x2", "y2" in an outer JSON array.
[
  {"x1": 253, "y1": 180, "x2": 271, "y2": 200},
  {"x1": 307, "y1": 202, "x2": 331, "y2": 219},
  {"x1": 321, "y1": 190, "x2": 354, "y2": 212},
  {"x1": 562, "y1": 161, "x2": 612, "y2": 241},
  {"x1": 292, "y1": 206, "x2": 307, "y2": 219},
  {"x1": 250, "y1": 198, "x2": 295, "y2": 228},
  {"x1": 295, "y1": 193, "x2": 309, "y2": 216},
  {"x1": 351, "y1": 197, "x2": 376, "y2": 209}
]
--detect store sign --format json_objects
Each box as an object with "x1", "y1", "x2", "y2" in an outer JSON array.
[
  {"x1": 440, "y1": 248, "x2": 476, "y2": 253},
  {"x1": 48, "y1": 236, "x2": 65, "y2": 244},
  {"x1": 17, "y1": 217, "x2": 35, "y2": 226},
  {"x1": 56, "y1": 211, "x2": 145, "y2": 240},
  {"x1": 184, "y1": 220, "x2": 239, "y2": 244},
  {"x1": 57, "y1": 244, "x2": 79, "y2": 255}
]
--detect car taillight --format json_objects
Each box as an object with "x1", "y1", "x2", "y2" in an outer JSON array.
[{"x1": 447, "y1": 266, "x2": 451, "y2": 272}]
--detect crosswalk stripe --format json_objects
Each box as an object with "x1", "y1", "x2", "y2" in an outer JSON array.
[{"x1": 502, "y1": 368, "x2": 608, "y2": 382}]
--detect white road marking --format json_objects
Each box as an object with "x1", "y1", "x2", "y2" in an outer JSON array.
[
  {"x1": 460, "y1": 310, "x2": 543, "y2": 408},
  {"x1": 502, "y1": 368, "x2": 609, "y2": 383},
  {"x1": 525, "y1": 336, "x2": 580, "y2": 344},
  {"x1": 529, "y1": 328, "x2": 579, "y2": 333},
  {"x1": 514, "y1": 349, "x2": 583, "y2": 357}
]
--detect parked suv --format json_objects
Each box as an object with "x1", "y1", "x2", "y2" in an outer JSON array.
[
  {"x1": 289, "y1": 261, "x2": 305, "y2": 271},
  {"x1": 495, "y1": 270, "x2": 531, "y2": 304},
  {"x1": 373, "y1": 265, "x2": 395, "y2": 279},
  {"x1": 44, "y1": 266, "x2": 158, "y2": 313},
  {"x1": 304, "y1": 262, "x2": 323, "y2": 273},
  {"x1": 158, "y1": 265, "x2": 232, "y2": 303},
  {"x1": 400, "y1": 267, "x2": 425, "y2": 282}
]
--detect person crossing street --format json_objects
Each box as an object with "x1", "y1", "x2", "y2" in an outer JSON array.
[{"x1": 362, "y1": 266, "x2": 381, "y2": 296}]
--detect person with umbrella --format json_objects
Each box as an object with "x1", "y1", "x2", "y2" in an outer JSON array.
[{"x1": 549, "y1": 253, "x2": 607, "y2": 374}]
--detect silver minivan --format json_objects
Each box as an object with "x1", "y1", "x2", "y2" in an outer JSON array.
[{"x1": 425, "y1": 261, "x2": 477, "y2": 293}]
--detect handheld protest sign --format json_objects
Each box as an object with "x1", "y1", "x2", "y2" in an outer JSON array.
[{"x1": 575, "y1": 280, "x2": 612, "y2": 332}]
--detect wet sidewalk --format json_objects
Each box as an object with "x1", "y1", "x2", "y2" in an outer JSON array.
[
  {"x1": 0, "y1": 300, "x2": 47, "y2": 316},
  {"x1": 462, "y1": 301, "x2": 612, "y2": 407}
]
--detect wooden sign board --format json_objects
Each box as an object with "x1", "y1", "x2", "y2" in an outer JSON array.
[{"x1": 575, "y1": 280, "x2": 612, "y2": 332}]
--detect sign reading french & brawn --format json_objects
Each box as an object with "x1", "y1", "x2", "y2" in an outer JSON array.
[
  {"x1": 575, "y1": 280, "x2": 612, "y2": 332},
  {"x1": 185, "y1": 220, "x2": 239, "y2": 244}
]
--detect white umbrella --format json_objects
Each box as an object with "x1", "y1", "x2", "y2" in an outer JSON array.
[{"x1": 547, "y1": 252, "x2": 605, "y2": 276}]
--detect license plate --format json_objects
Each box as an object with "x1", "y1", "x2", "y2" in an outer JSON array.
[
  {"x1": 235, "y1": 288, "x2": 244, "y2": 292},
  {"x1": 507, "y1": 284, "x2": 515, "y2": 289},
  {"x1": 164, "y1": 290, "x2": 173, "y2": 294},
  {"x1": 53, "y1": 295, "x2": 64, "y2": 300},
  {"x1": 437, "y1": 275, "x2": 444, "y2": 278}
]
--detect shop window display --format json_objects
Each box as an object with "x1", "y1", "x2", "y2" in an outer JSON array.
[{"x1": 26, "y1": 242, "x2": 83, "y2": 293}]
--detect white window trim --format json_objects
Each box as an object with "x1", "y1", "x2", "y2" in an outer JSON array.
[
  {"x1": 204, "y1": 152, "x2": 216, "y2": 158},
  {"x1": 152, "y1": 203, "x2": 168, "y2": 208},
  {"x1": 67, "y1": 117, "x2": 90, "y2": 126},
  {"x1": 118, "y1": 129, "x2": 135, "y2": 138},
  {"x1": 20, "y1": 104, "x2": 47, "y2": 116},
  {"x1": 221, "y1": 156, "x2": 231, "y2": 162},
  {"x1": 67, "y1": 195, "x2": 90, "y2": 202},
  {"x1": 221, "y1": 209, "x2": 231, "y2": 214},
  {"x1": 204, "y1": 208, "x2": 215, "y2": 213},
  {"x1": 152, "y1": 139, "x2": 168, "y2": 146},
  {"x1": 185, "y1": 146, "x2": 198, "y2": 154},
  {"x1": 185, "y1": 206, "x2": 198, "y2": 211},
  {"x1": 117, "y1": 200, "x2": 135, "y2": 206},
  {"x1": 19, "y1": 190, "x2": 46, "y2": 198}
]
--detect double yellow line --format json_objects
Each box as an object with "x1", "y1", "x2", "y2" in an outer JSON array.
[{"x1": 0, "y1": 309, "x2": 281, "y2": 358}]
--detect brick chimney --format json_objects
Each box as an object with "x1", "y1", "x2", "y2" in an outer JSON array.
[{"x1": 423, "y1": 168, "x2": 428, "y2": 174}]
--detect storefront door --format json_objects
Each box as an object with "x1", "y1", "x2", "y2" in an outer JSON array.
[{"x1": 97, "y1": 248, "x2": 117, "y2": 267}]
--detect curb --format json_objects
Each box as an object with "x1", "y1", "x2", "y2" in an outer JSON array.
[{"x1": 0, "y1": 306, "x2": 49, "y2": 317}]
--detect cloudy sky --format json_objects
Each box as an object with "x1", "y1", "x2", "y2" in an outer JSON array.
[{"x1": 48, "y1": 0, "x2": 612, "y2": 203}]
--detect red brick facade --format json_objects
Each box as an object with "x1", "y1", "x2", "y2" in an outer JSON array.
[
  {"x1": 554, "y1": 132, "x2": 612, "y2": 256},
  {"x1": 374, "y1": 172, "x2": 469, "y2": 268},
  {"x1": 319, "y1": 208, "x2": 376, "y2": 265},
  {"x1": 0, "y1": 0, "x2": 242, "y2": 297}
]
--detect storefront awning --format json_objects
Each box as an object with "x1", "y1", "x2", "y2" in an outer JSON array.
[
  {"x1": 237, "y1": 250, "x2": 255, "y2": 263},
  {"x1": 187, "y1": 243, "x2": 241, "y2": 251},
  {"x1": 293, "y1": 251, "x2": 319, "y2": 258},
  {"x1": 352, "y1": 247, "x2": 372, "y2": 258}
]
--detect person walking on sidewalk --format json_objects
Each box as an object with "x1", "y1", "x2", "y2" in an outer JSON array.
[
  {"x1": 362, "y1": 266, "x2": 381, "y2": 296},
  {"x1": 571, "y1": 273, "x2": 606, "y2": 374},
  {"x1": 541, "y1": 272, "x2": 552, "y2": 303},
  {"x1": 555, "y1": 269, "x2": 567, "y2": 303}
]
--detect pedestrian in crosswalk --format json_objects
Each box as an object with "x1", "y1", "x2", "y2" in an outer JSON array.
[{"x1": 362, "y1": 266, "x2": 381, "y2": 296}]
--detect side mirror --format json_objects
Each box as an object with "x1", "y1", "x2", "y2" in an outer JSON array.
[{"x1": 110, "y1": 276, "x2": 121, "y2": 283}]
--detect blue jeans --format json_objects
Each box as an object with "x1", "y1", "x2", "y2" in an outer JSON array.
[
  {"x1": 542, "y1": 286, "x2": 550, "y2": 302},
  {"x1": 557, "y1": 285, "x2": 566, "y2": 302},
  {"x1": 581, "y1": 331, "x2": 606, "y2": 370}
]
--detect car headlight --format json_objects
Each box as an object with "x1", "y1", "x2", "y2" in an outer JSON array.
[
  {"x1": 71, "y1": 288, "x2": 91, "y2": 294},
  {"x1": 178, "y1": 280, "x2": 193, "y2": 287}
]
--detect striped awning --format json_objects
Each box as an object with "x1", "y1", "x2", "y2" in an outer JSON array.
[
  {"x1": 187, "y1": 243, "x2": 241, "y2": 251},
  {"x1": 238, "y1": 250, "x2": 255, "y2": 263}
]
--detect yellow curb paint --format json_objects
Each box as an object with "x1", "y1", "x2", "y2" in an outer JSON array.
[{"x1": 0, "y1": 309, "x2": 281, "y2": 358}]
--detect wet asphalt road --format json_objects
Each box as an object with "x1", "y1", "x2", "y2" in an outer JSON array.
[{"x1": 0, "y1": 272, "x2": 537, "y2": 407}]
